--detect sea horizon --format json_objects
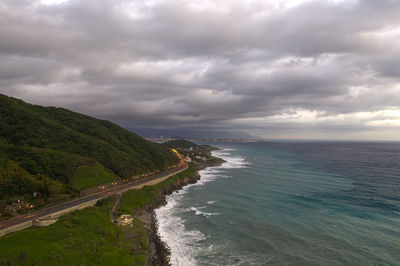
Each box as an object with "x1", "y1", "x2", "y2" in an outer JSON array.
[{"x1": 259, "y1": 139, "x2": 400, "y2": 143}]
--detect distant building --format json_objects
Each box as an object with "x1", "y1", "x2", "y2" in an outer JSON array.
[
  {"x1": 185, "y1": 156, "x2": 192, "y2": 162},
  {"x1": 194, "y1": 156, "x2": 207, "y2": 161}
]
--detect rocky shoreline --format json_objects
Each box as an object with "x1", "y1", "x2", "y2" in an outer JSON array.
[{"x1": 145, "y1": 160, "x2": 223, "y2": 265}]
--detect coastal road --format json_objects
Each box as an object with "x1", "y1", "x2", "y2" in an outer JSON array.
[{"x1": 0, "y1": 160, "x2": 188, "y2": 235}]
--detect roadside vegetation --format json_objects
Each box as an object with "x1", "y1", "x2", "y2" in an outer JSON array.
[{"x1": 73, "y1": 162, "x2": 119, "y2": 190}]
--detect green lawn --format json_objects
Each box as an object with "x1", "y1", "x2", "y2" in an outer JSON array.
[{"x1": 74, "y1": 162, "x2": 119, "y2": 190}]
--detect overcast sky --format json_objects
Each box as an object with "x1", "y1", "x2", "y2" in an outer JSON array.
[{"x1": 1, "y1": 0, "x2": 400, "y2": 140}]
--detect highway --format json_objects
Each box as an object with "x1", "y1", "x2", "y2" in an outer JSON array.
[{"x1": 0, "y1": 150, "x2": 187, "y2": 235}]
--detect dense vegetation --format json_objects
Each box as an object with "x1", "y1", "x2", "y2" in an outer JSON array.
[
  {"x1": 73, "y1": 162, "x2": 119, "y2": 191},
  {"x1": 162, "y1": 139, "x2": 217, "y2": 154},
  {"x1": 161, "y1": 139, "x2": 201, "y2": 150},
  {"x1": 0, "y1": 94, "x2": 178, "y2": 210}
]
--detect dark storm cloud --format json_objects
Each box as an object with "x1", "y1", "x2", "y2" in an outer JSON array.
[{"x1": 1, "y1": 0, "x2": 400, "y2": 139}]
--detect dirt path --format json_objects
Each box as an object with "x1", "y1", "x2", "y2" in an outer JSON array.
[{"x1": 110, "y1": 192, "x2": 122, "y2": 223}]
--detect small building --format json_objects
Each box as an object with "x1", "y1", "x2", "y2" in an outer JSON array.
[
  {"x1": 117, "y1": 214, "x2": 133, "y2": 226},
  {"x1": 185, "y1": 156, "x2": 192, "y2": 162}
]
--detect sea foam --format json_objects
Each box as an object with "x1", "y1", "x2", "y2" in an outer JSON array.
[{"x1": 190, "y1": 206, "x2": 219, "y2": 216}]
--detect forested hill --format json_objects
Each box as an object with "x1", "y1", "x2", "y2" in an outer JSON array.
[
  {"x1": 162, "y1": 139, "x2": 201, "y2": 150},
  {"x1": 162, "y1": 139, "x2": 217, "y2": 153},
  {"x1": 0, "y1": 94, "x2": 178, "y2": 203}
]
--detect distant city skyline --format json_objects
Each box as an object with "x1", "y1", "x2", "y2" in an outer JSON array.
[{"x1": 1, "y1": 0, "x2": 400, "y2": 140}]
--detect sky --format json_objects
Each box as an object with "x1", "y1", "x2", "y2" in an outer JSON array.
[{"x1": 1, "y1": 0, "x2": 400, "y2": 140}]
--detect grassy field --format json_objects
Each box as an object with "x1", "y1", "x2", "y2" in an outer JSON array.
[
  {"x1": 0, "y1": 198, "x2": 148, "y2": 265},
  {"x1": 74, "y1": 162, "x2": 119, "y2": 190}
]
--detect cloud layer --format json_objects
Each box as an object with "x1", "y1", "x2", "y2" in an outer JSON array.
[{"x1": 1, "y1": 0, "x2": 400, "y2": 139}]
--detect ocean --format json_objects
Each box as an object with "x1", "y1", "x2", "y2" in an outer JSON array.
[{"x1": 155, "y1": 141, "x2": 400, "y2": 265}]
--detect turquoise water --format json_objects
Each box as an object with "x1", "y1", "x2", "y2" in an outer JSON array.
[{"x1": 155, "y1": 142, "x2": 400, "y2": 265}]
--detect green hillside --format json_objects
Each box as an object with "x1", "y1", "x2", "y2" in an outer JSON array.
[
  {"x1": 162, "y1": 139, "x2": 218, "y2": 154},
  {"x1": 0, "y1": 94, "x2": 178, "y2": 208},
  {"x1": 161, "y1": 139, "x2": 200, "y2": 150}
]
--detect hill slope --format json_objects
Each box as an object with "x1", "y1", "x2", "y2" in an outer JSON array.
[
  {"x1": 0, "y1": 94, "x2": 178, "y2": 205},
  {"x1": 162, "y1": 139, "x2": 218, "y2": 154},
  {"x1": 161, "y1": 139, "x2": 201, "y2": 150}
]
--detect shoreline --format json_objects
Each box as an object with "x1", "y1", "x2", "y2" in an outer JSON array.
[{"x1": 145, "y1": 160, "x2": 224, "y2": 265}]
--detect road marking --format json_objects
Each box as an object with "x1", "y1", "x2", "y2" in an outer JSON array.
[{"x1": 24, "y1": 214, "x2": 37, "y2": 218}]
